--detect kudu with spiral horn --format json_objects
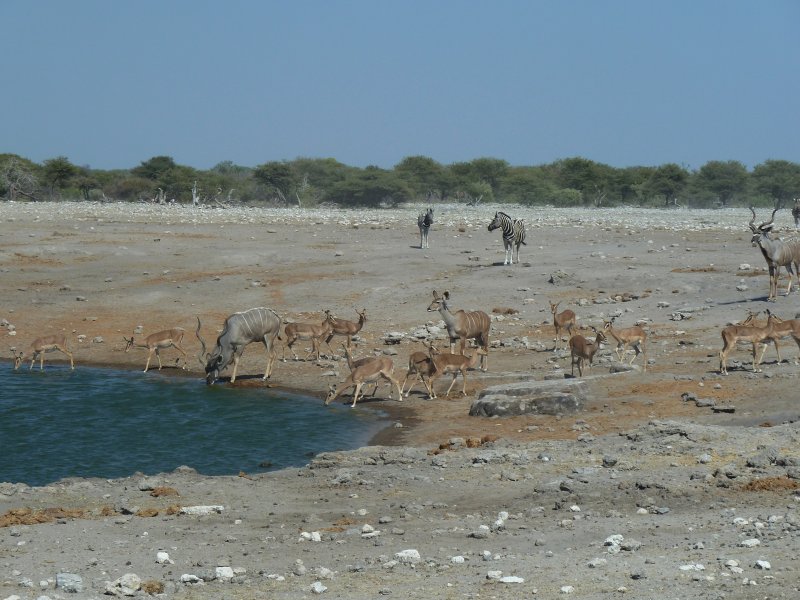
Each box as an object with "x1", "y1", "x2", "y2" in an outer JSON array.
[{"x1": 749, "y1": 206, "x2": 800, "y2": 301}]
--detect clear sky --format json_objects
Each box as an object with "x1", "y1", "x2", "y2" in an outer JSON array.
[{"x1": 1, "y1": 1, "x2": 797, "y2": 172}]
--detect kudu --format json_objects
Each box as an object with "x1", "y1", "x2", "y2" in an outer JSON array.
[
  {"x1": 196, "y1": 307, "x2": 282, "y2": 384},
  {"x1": 427, "y1": 290, "x2": 490, "y2": 371},
  {"x1": 568, "y1": 327, "x2": 606, "y2": 377},
  {"x1": 124, "y1": 327, "x2": 187, "y2": 372},
  {"x1": 13, "y1": 334, "x2": 74, "y2": 371},
  {"x1": 749, "y1": 206, "x2": 800, "y2": 301}
]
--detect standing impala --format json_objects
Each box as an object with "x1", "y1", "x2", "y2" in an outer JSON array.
[
  {"x1": 124, "y1": 327, "x2": 187, "y2": 372},
  {"x1": 427, "y1": 290, "x2": 490, "y2": 371},
  {"x1": 603, "y1": 318, "x2": 647, "y2": 371},
  {"x1": 549, "y1": 300, "x2": 576, "y2": 351},
  {"x1": 425, "y1": 347, "x2": 487, "y2": 399},
  {"x1": 719, "y1": 310, "x2": 780, "y2": 375},
  {"x1": 282, "y1": 310, "x2": 335, "y2": 361},
  {"x1": 14, "y1": 334, "x2": 75, "y2": 371},
  {"x1": 325, "y1": 356, "x2": 403, "y2": 408},
  {"x1": 568, "y1": 327, "x2": 606, "y2": 377},
  {"x1": 324, "y1": 308, "x2": 367, "y2": 350}
]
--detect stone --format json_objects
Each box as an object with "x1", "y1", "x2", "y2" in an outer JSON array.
[{"x1": 470, "y1": 379, "x2": 589, "y2": 417}]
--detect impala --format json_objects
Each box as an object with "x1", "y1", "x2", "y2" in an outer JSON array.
[
  {"x1": 400, "y1": 342, "x2": 439, "y2": 398},
  {"x1": 426, "y1": 347, "x2": 487, "y2": 399},
  {"x1": 427, "y1": 290, "x2": 490, "y2": 370},
  {"x1": 282, "y1": 310, "x2": 335, "y2": 361},
  {"x1": 719, "y1": 309, "x2": 780, "y2": 375},
  {"x1": 756, "y1": 313, "x2": 800, "y2": 366},
  {"x1": 124, "y1": 327, "x2": 187, "y2": 372},
  {"x1": 324, "y1": 308, "x2": 367, "y2": 350},
  {"x1": 341, "y1": 343, "x2": 384, "y2": 397},
  {"x1": 13, "y1": 334, "x2": 74, "y2": 371},
  {"x1": 549, "y1": 300, "x2": 576, "y2": 351},
  {"x1": 324, "y1": 356, "x2": 403, "y2": 408},
  {"x1": 568, "y1": 327, "x2": 606, "y2": 377},
  {"x1": 603, "y1": 318, "x2": 648, "y2": 371}
]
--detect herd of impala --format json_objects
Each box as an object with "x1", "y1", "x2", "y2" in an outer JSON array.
[{"x1": 11, "y1": 206, "x2": 800, "y2": 406}]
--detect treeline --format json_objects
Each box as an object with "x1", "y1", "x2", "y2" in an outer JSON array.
[{"x1": 1, "y1": 153, "x2": 799, "y2": 209}]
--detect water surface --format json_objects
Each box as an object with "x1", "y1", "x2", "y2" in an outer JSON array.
[{"x1": 2, "y1": 365, "x2": 387, "y2": 487}]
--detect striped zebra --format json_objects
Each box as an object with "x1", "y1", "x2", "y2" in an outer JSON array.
[
  {"x1": 417, "y1": 207, "x2": 433, "y2": 249},
  {"x1": 487, "y1": 211, "x2": 526, "y2": 265}
]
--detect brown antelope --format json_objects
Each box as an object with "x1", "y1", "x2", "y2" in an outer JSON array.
[
  {"x1": 427, "y1": 290, "x2": 490, "y2": 371},
  {"x1": 14, "y1": 334, "x2": 74, "y2": 371},
  {"x1": 719, "y1": 309, "x2": 780, "y2": 375},
  {"x1": 549, "y1": 300, "x2": 576, "y2": 351},
  {"x1": 324, "y1": 356, "x2": 403, "y2": 408},
  {"x1": 568, "y1": 327, "x2": 606, "y2": 377},
  {"x1": 325, "y1": 308, "x2": 367, "y2": 350},
  {"x1": 282, "y1": 310, "x2": 335, "y2": 361},
  {"x1": 124, "y1": 327, "x2": 187, "y2": 372},
  {"x1": 426, "y1": 347, "x2": 487, "y2": 399},
  {"x1": 341, "y1": 343, "x2": 383, "y2": 397},
  {"x1": 603, "y1": 318, "x2": 648, "y2": 371},
  {"x1": 400, "y1": 342, "x2": 439, "y2": 398},
  {"x1": 756, "y1": 313, "x2": 800, "y2": 365}
]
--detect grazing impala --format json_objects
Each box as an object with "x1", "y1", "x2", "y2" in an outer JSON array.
[
  {"x1": 196, "y1": 307, "x2": 282, "y2": 384},
  {"x1": 603, "y1": 318, "x2": 648, "y2": 371},
  {"x1": 282, "y1": 310, "x2": 335, "y2": 361},
  {"x1": 14, "y1": 334, "x2": 75, "y2": 371},
  {"x1": 427, "y1": 290, "x2": 490, "y2": 371},
  {"x1": 325, "y1": 356, "x2": 403, "y2": 408},
  {"x1": 124, "y1": 327, "x2": 187, "y2": 372},
  {"x1": 568, "y1": 327, "x2": 606, "y2": 377},
  {"x1": 425, "y1": 347, "x2": 487, "y2": 399},
  {"x1": 324, "y1": 308, "x2": 367, "y2": 350},
  {"x1": 549, "y1": 300, "x2": 576, "y2": 351},
  {"x1": 719, "y1": 309, "x2": 780, "y2": 375}
]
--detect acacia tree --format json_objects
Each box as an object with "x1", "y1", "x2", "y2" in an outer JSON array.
[
  {"x1": 1, "y1": 155, "x2": 40, "y2": 201},
  {"x1": 642, "y1": 163, "x2": 689, "y2": 206},
  {"x1": 253, "y1": 161, "x2": 299, "y2": 204},
  {"x1": 42, "y1": 156, "x2": 78, "y2": 200},
  {"x1": 690, "y1": 160, "x2": 748, "y2": 207},
  {"x1": 751, "y1": 160, "x2": 800, "y2": 206}
]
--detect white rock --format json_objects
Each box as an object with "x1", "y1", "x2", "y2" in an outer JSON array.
[
  {"x1": 450, "y1": 555, "x2": 466, "y2": 564},
  {"x1": 180, "y1": 574, "x2": 203, "y2": 584},
  {"x1": 679, "y1": 563, "x2": 705, "y2": 571},
  {"x1": 215, "y1": 567, "x2": 234, "y2": 580},
  {"x1": 395, "y1": 549, "x2": 421, "y2": 564},
  {"x1": 755, "y1": 560, "x2": 771, "y2": 570},
  {"x1": 500, "y1": 576, "x2": 524, "y2": 583},
  {"x1": 179, "y1": 505, "x2": 224, "y2": 515},
  {"x1": 739, "y1": 538, "x2": 761, "y2": 548},
  {"x1": 311, "y1": 581, "x2": 327, "y2": 594},
  {"x1": 486, "y1": 570, "x2": 503, "y2": 580},
  {"x1": 156, "y1": 551, "x2": 174, "y2": 564},
  {"x1": 561, "y1": 585, "x2": 575, "y2": 593}
]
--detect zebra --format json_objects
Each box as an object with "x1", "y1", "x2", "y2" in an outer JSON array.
[
  {"x1": 417, "y1": 207, "x2": 433, "y2": 249},
  {"x1": 487, "y1": 211, "x2": 526, "y2": 265}
]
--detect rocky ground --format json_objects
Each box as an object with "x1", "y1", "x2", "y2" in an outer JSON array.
[{"x1": 1, "y1": 201, "x2": 800, "y2": 599}]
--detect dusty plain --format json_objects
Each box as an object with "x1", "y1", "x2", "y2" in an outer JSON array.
[{"x1": 1, "y1": 201, "x2": 799, "y2": 599}]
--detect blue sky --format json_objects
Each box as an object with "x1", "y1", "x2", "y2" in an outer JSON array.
[{"x1": 1, "y1": 1, "x2": 797, "y2": 171}]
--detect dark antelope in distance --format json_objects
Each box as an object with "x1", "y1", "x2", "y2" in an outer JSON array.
[{"x1": 196, "y1": 307, "x2": 282, "y2": 384}]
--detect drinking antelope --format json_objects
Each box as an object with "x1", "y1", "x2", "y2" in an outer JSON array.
[
  {"x1": 549, "y1": 300, "x2": 576, "y2": 351},
  {"x1": 123, "y1": 327, "x2": 187, "y2": 372},
  {"x1": 568, "y1": 327, "x2": 606, "y2": 377},
  {"x1": 749, "y1": 206, "x2": 800, "y2": 301},
  {"x1": 341, "y1": 343, "x2": 384, "y2": 397},
  {"x1": 487, "y1": 211, "x2": 526, "y2": 265},
  {"x1": 426, "y1": 347, "x2": 487, "y2": 399},
  {"x1": 324, "y1": 308, "x2": 367, "y2": 350},
  {"x1": 196, "y1": 307, "x2": 282, "y2": 384},
  {"x1": 603, "y1": 318, "x2": 647, "y2": 371},
  {"x1": 427, "y1": 290, "x2": 490, "y2": 371},
  {"x1": 324, "y1": 356, "x2": 403, "y2": 408},
  {"x1": 13, "y1": 334, "x2": 74, "y2": 371},
  {"x1": 719, "y1": 309, "x2": 780, "y2": 375},
  {"x1": 418, "y1": 207, "x2": 433, "y2": 249},
  {"x1": 282, "y1": 310, "x2": 335, "y2": 361}
]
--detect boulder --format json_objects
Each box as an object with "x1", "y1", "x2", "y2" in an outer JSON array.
[{"x1": 470, "y1": 379, "x2": 589, "y2": 417}]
